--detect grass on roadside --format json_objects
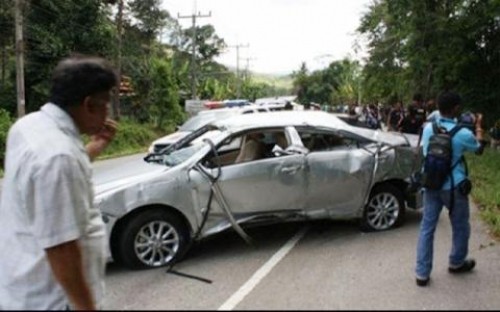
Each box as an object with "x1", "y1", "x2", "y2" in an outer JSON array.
[
  {"x1": 0, "y1": 118, "x2": 172, "y2": 178},
  {"x1": 468, "y1": 148, "x2": 500, "y2": 239}
]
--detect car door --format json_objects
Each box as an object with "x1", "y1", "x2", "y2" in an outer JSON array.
[
  {"x1": 190, "y1": 128, "x2": 307, "y2": 216},
  {"x1": 296, "y1": 127, "x2": 374, "y2": 218}
]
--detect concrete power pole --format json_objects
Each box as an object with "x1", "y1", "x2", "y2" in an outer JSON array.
[
  {"x1": 178, "y1": 11, "x2": 211, "y2": 100},
  {"x1": 15, "y1": 0, "x2": 25, "y2": 118},
  {"x1": 242, "y1": 57, "x2": 256, "y2": 80},
  {"x1": 228, "y1": 43, "x2": 249, "y2": 99}
]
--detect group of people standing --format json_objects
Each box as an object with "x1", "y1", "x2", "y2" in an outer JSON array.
[
  {"x1": 348, "y1": 94, "x2": 436, "y2": 134},
  {"x1": 386, "y1": 94, "x2": 435, "y2": 134}
]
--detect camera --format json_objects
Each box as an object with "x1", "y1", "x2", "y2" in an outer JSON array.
[{"x1": 458, "y1": 111, "x2": 477, "y2": 134}]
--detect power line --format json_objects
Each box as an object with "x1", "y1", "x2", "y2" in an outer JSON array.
[
  {"x1": 242, "y1": 57, "x2": 256, "y2": 79},
  {"x1": 177, "y1": 10, "x2": 211, "y2": 99}
]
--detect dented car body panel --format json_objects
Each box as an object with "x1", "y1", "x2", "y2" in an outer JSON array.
[{"x1": 93, "y1": 111, "x2": 422, "y2": 264}]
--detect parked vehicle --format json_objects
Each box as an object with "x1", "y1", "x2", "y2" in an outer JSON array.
[
  {"x1": 148, "y1": 106, "x2": 270, "y2": 154},
  {"x1": 95, "y1": 111, "x2": 422, "y2": 270}
]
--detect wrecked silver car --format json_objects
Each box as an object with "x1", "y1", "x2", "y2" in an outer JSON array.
[{"x1": 94, "y1": 111, "x2": 422, "y2": 270}]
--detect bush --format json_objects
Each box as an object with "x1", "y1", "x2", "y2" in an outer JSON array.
[
  {"x1": 0, "y1": 108, "x2": 13, "y2": 168},
  {"x1": 468, "y1": 148, "x2": 500, "y2": 238},
  {"x1": 84, "y1": 117, "x2": 165, "y2": 159}
]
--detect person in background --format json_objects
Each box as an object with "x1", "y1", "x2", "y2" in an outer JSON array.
[
  {"x1": 387, "y1": 100, "x2": 405, "y2": 131},
  {"x1": 411, "y1": 93, "x2": 427, "y2": 130},
  {"x1": 415, "y1": 91, "x2": 485, "y2": 287},
  {"x1": 0, "y1": 56, "x2": 118, "y2": 310},
  {"x1": 366, "y1": 104, "x2": 381, "y2": 129},
  {"x1": 425, "y1": 98, "x2": 440, "y2": 123},
  {"x1": 489, "y1": 119, "x2": 500, "y2": 150},
  {"x1": 399, "y1": 105, "x2": 421, "y2": 134}
]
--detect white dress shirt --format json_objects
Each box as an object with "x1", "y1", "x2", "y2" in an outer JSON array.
[{"x1": 0, "y1": 103, "x2": 106, "y2": 310}]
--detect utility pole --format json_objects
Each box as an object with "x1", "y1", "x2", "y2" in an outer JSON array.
[
  {"x1": 242, "y1": 57, "x2": 256, "y2": 80},
  {"x1": 178, "y1": 11, "x2": 211, "y2": 100},
  {"x1": 112, "y1": 0, "x2": 124, "y2": 120},
  {"x1": 14, "y1": 0, "x2": 25, "y2": 118},
  {"x1": 228, "y1": 43, "x2": 249, "y2": 99}
]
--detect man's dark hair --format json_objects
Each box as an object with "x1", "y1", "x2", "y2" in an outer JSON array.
[
  {"x1": 407, "y1": 104, "x2": 417, "y2": 116},
  {"x1": 412, "y1": 93, "x2": 423, "y2": 103},
  {"x1": 437, "y1": 91, "x2": 462, "y2": 115},
  {"x1": 49, "y1": 56, "x2": 118, "y2": 110}
]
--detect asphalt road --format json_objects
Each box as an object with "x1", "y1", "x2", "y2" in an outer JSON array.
[
  {"x1": 2, "y1": 154, "x2": 499, "y2": 310},
  {"x1": 98, "y1": 154, "x2": 500, "y2": 310}
]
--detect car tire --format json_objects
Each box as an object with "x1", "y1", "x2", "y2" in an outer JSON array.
[
  {"x1": 117, "y1": 209, "x2": 190, "y2": 270},
  {"x1": 361, "y1": 183, "x2": 405, "y2": 232}
]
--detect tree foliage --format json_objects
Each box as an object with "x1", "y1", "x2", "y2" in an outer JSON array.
[
  {"x1": 23, "y1": 0, "x2": 115, "y2": 112},
  {"x1": 358, "y1": 0, "x2": 500, "y2": 123},
  {"x1": 181, "y1": 24, "x2": 226, "y2": 65},
  {"x1": 292, "y1": 59, "x2": 361, "y2": 106}
]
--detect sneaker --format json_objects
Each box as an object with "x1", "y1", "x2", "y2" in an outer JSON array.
[
  {"x1": 448, "y1": 259, "x2": 476, "y2": 273},
  {"x1": 416, "y1": 277, "x2": 430, "y2": 287}
]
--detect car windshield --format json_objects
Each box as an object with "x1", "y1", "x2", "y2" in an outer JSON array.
[
  {"x1": 160, "y1": 129, "x2": 223, "y2": 166},
  {"x1": 179, "y1": 110, "x2": 238, "y2": 131},
  {"x1": 161, "y1": 142, "x2": 205, "y2": 167}
]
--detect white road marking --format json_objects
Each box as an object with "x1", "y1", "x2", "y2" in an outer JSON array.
[{"x1": 218, "y1": 225, "x2": 309, "y2": 311}]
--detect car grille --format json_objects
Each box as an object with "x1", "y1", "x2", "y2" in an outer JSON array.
[{"x1": 154, "y1": 144, "x2": 171, "y2": 153}]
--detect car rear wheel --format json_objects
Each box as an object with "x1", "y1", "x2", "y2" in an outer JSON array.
[
  {"x1": 117, "y1": 209, "x2": 190, "y2": 270},
  {"x1": 361, "y1": 184, "x2": 405, "y2": 232}
]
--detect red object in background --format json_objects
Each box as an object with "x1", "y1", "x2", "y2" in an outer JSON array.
[{"x1": 204, "y1": 101, "x2": 225, "y2": 109}]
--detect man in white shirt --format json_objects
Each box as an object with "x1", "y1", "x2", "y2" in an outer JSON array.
[{"x1": 0, "y1": 56, "x2": 118, "y2": 310}]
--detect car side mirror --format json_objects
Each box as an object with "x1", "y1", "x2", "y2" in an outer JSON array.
[
  {"x1": 272, "y1": 145, "x2": 289, "y2": 157},
  {"x1": 175, "y1": 125, "x2": 181, "y2": 131},
  {"x1": 286, "y1": 144, "x2": 309, "y2": 155}
]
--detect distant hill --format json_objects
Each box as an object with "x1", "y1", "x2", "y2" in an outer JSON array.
[
  {"x1": 250, "y1": 72, "x2": 293, "y2": 90},
  {"x1": 222, "y1": 64, "x2": 294, "y2": 90}
]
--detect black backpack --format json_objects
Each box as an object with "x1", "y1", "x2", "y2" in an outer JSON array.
[{"x1": 421, "y1": 122, "x2": 463, "y2": 190}]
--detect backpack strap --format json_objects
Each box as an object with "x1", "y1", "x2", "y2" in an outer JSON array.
[
  {"x1": 448, "y1": 124, "x2": 464, "y2": 137},
  {"x1": 432, "y1": 121, "x2": 439, "y2": 134}
]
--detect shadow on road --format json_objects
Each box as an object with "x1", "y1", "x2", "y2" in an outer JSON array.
[{"x1": 107, "y1": 208, "x2": 423, "y2": 275}]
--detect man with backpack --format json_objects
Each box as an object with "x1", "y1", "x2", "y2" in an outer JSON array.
[{"x1": 415, "y1": 91, "x2": 485, "y2": 287}]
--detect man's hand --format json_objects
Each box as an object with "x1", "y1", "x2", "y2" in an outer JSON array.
[
  {"x1": 86, "y1": 119, "x2": 118, "y2": 161},
  {"x1": 46, "y1": 241, "x2": 96, "y2": 310},
  {"x1": 475, "y1": 113, "x2": 483, "y2": 127}
]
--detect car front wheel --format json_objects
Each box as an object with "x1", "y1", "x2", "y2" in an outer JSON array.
[
  {"x1": 117, "y1": 209, "x2": 190, "y2": 270},
  {"x1": 361, "y1": 184, "x2": 405, "y2": 232}
]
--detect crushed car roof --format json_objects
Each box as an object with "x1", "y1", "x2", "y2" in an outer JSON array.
[
  {"x1": 212, "y1": 110, "x2": 347, "y2": 130},
  {"x1": 211, "y1": 111, "x2": 419, "y2": 147}
]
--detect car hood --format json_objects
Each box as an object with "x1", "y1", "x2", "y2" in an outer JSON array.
[{"x1": 93, "y1": 160, "x2": 168, "y2": 196}]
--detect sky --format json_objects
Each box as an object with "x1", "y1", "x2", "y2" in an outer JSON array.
[{"x1": 161, "y1": 0, "x2": 372, "y2": 75}]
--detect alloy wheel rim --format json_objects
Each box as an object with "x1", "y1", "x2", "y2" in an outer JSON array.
[
  {"x1": 366, "y1": 192, "x2": 400, "y2": 230},
  {"x1": 134, "y1": 220, "x2": 180, "y2": 267}
]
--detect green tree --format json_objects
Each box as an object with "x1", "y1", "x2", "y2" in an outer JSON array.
[
  {"x1": 127, "y1": 0, "x2": 170, "y2": 44},
  {"x1": 0, "y1": 0, "x2": 14, "y2": 90},
  {"x1": 292, "y1": 62, "x2": 309, "y2": 104},
  {"x1": 180, "y1": 24, "x2": 226, "y2": 65},
  {"x1": 129, "y1": 57, "x2": 183, "y2": 129},
  {"x1": 24, "y1": 0, "x2": 115, "y2": 112},
  {"x1": 292, "y1": 59, "x2": 361, "y2": 106},
  {"x1": 0, "y1": 0, "x2": 15, "y2": 116},
  {"x1": 358, "y1": 0, "x2": 500, "y2": 123}
]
